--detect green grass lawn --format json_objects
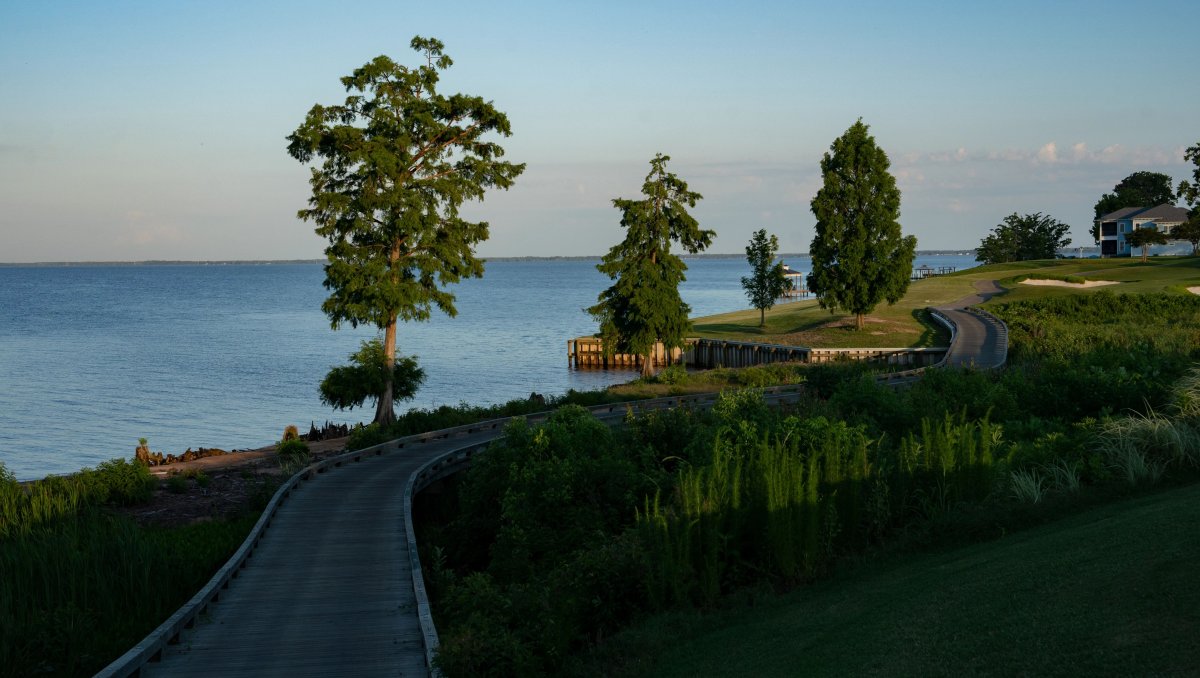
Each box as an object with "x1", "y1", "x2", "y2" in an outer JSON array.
[
  {"x1": 612, "y1": 482, "x2": 1200, "y2": 677},
  {"x1": 692, "y1": 256, "x2": 1200, "y2": 348}
]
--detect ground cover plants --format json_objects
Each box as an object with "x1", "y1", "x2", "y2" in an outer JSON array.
[
  {"x1": 0, "y1": 459, "x2": 264, "y2": 676},
  {"x1": 416, "y1": 267, "x2": 1200, "y2": 676}
]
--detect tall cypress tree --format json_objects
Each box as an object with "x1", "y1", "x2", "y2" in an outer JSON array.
[
  {"x1": 809, "y1": 120, "x2": 916, "y2": 331},
  {"x1": 286, "y1": 37, "x2": 524, "y2": 426},
  {"x1": 589, "y1": 154, "x2": 714, "y2": 376}
]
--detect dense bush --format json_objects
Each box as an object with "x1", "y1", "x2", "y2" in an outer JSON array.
[{"x1": 422, "y1": 292, "x2": 1200, "y2": 675}]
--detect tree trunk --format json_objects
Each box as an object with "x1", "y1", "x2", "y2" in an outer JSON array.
[
  {"x1": 760, "y1": 307, "x2": 766, "y2": 327},
  {"x1": 1142, "y1": 248, "x2": 1149, "y2": 263},
  {"x1": 374, "y1": 317, "x2": 397, "y2": 427},
  {"x1": 642, "y1": 348, "x2": 655, "y2": 377},
  {"x1": 856, "y1": 312, "x2": 865, "y2": 331}
]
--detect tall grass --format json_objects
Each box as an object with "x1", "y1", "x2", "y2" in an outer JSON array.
[
  {"x1": 0, "y1": 459, "x2": 155, "y2": 540},
  {"x1": 0, "y1": 510, "x2": 257, "y2": 676}
]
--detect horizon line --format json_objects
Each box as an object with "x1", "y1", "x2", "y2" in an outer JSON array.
[{"x1": 0, "y1": 249, "x2": 991, "y2": 267}]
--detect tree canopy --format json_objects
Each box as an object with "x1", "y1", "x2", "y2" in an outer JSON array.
[
  {"x1": 1126, "y1": 227, "x2": 1169, "y2": 262},
  {"x1": 1092, "y1": 171, "x2": 1176, "y2": 241},
  {"x1": 809, "y1": 120, "x2": 916, "y2": 331},
  {"x1": 319, "y1": 339, "x2": 424, "y2": 412},
  {"x1": 1172, "y1": 216, "x2": 1200, "y2": 255},
  {"x1": 286, "y1": 36, "x2": 524, "y2": 425},
  {"x1": 740, "y1": 229, "x2": 787, "y2": 327},
  {"x1": 976, "y1": 213, "x2": 1072, "y2": 264},
  {"x1": 588, "y1": 154, "x2": 714, "y2": 376},
  {"x1": 1179, "y1": 142, "x2": 1200, "y2": 216}
]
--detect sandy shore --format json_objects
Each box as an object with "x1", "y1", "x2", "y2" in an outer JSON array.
[
  {"x1": 1020, "y1": 279, "x2": 1119, "y2": 288},
  {"x1": 1188, "y1": 286, "x2": 1200, "y2": 295}
]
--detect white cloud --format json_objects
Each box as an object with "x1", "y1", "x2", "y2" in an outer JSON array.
[{"x1": 1036, "y1": 142, "x2": 1059, "y2": 164}]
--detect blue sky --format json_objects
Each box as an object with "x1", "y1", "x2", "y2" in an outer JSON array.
[{"x1": 1, "y1": 0, "x2": 1197, "y2": 262}]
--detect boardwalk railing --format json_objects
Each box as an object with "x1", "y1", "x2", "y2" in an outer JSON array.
[
  {"x1": 102, "y1": 304, "x2": 1009, "y2": 677},
  {"x1": 97, "y1": 385, "x2": 805, "y2": 678}
]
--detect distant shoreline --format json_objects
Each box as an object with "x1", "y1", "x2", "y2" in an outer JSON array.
[{"x1": 0, "y1": 250, "x2": 984, "y2": 267}]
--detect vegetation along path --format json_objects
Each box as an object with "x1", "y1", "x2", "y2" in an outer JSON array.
[
  {"x1": 135, "y1": 430, "x2": 502, "y2": 678},
  {"x1": 107, "y1": 298, "x2": 1005, "y2": 677}
]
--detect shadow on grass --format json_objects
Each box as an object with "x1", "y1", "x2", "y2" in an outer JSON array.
[{"x1": 911, "y1": 308, "x2": 949, "y2": 347}]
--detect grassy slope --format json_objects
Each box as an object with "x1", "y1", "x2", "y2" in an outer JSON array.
[
  {"x1": 691, "y1": 256, "x2": 1200, "y2": 348},
  {"x1": 623, "y1": 482, "x2": 1200, "y2": 677}
]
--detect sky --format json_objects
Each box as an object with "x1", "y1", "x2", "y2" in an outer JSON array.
[{"x1": 1, "y1": 0, "x2": 1197, "y2": 262}]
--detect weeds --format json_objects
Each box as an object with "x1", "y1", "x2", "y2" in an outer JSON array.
[{"x1": 1009, "y1": 469, "x2": 1046, "y2": 503}]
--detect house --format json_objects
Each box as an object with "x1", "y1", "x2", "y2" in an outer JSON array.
[{"x1": 1095, "y1": 204, "x2": 1190, "y2": 257}]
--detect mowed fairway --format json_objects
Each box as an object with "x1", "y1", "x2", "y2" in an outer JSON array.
[
  {"x1": 691, "y1": 256, "x2": 1200, "y2": 348},
  {"x1": 630, "y1": 482, "x2": 1200, "y2": 677}
]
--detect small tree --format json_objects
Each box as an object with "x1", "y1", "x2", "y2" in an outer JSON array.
[
  {"x1": 809, "y1": 120, "x2": 916, "y2": 331},
  {"x1": 741, "y1": 229, "x2": 788, "y2": 327},
  {"x1": 1172, "y1": 216, "x2": 1200, "y2": 255},
  {"x1": 588, "y1": 154, "x2": 714, "y2": 376},
  {"x1": 320, "y1": 338, "x2": 425, "y2": 414},
  {"x1": 976, "y1": 212, "x2": 1071, "y2": 264},
  {"x1": 1126, "y1": 227, "x2": 1168, "y2": 262},
  {"x1": 1092, "y1": 171, "x2": 1176, "y2": 242},
  {"x1": 287, "y1": 37, "x2": 524, "y2": 426}
]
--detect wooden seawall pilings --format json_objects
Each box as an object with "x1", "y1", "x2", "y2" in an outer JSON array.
[
  {"x1": 569, "y1": 336, "x2": 947, "y2": 370},
  {"x1": 568, "y1": 337, "x2": 687, "y2": 368}
]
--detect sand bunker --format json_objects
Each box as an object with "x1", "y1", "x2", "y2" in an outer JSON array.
[
  {"x1": 1020, "y1": 279, "x2": 1119, "y2": 288},
  {"x1": 1187, "y1": 286, "x2": 1200, "y2": 295}
]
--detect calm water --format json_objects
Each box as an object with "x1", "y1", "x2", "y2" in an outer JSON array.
[{"x1": 0, "y1": 254, "x2": 977, "y2": 479}]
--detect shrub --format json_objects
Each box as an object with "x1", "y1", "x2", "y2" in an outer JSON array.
[{"x1": 276, "y1": 438, "x2": 310, "y2": 459}]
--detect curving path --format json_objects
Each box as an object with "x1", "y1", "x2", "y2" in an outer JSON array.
[
  {"x1": 140, "y1": 429, "x2": 500, "y2": 678},
  {"x1": 935, "y1": 280, "x2": 1008, "y2": 369},
  {"x1": 104, "y1": 292, "x2": 1009, "y2": 678}
]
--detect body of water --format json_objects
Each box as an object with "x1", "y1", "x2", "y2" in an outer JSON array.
[{"x1": 0, "y1": 253, "x2": 978, "y2": 479}]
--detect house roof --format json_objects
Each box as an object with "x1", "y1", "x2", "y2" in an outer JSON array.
[
  {"x1": 1097, "y1": 206, "x2": 1144, "y2": 222},
  {"x1": 1098, "y1": 204, "x2": 1189, "y2": 223},
  {"x1": 1133, "y1": 204, "x2": 1189, "y2": 222}
]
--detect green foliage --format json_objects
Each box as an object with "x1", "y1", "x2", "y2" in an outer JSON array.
[
  {"x1": 276, "y1": 438, "x2": 312, "y2": 475},
  {"x1": 0, "y1": 511, "x2": 256, "y2": 677},
  {"x1": 976, "y1": 212, "x2": 1072, "y2": 264},
  {"x1": 276, "y1": 438, "x2": 310, "y2": 458},
  {"x1": 588, "y1": 154, "x2": 714, "y2": 375},
  {"x1": 286, "y1": 36, "x2": 524, "y2": 425},
  {"x1": 1171, "y1": 215, "x2": 1200, "y2": 254},
  {"x1": 0, "y1": 459, "x2": 156, "y2": 540},
  {"x1": 1179, "y1": 142, "x2": 1200, "y2": 212},
  {"x1": 809, "y1": 119, "x2": 916, "y2": 330},
  {"x1": 1126, "y1": 226, "x2": 1169, "y2": 261},
  {"x1": 740, "y1": 229, "x2": 788, "y2": 326},
  {"x1": 1092, "y1": 171, "x2": 1177, "y2": 240},
  {"x1": 319, "y1": 337, "x2": 424, "y2": 415}
]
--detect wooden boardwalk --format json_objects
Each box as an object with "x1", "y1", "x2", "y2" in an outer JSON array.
[
  {"x1": 143, "y1": 430, "x2": 499, "y2": 678},
  {"x1": 105, "y1": 290, "x2": 1008, "y2": 678}
]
